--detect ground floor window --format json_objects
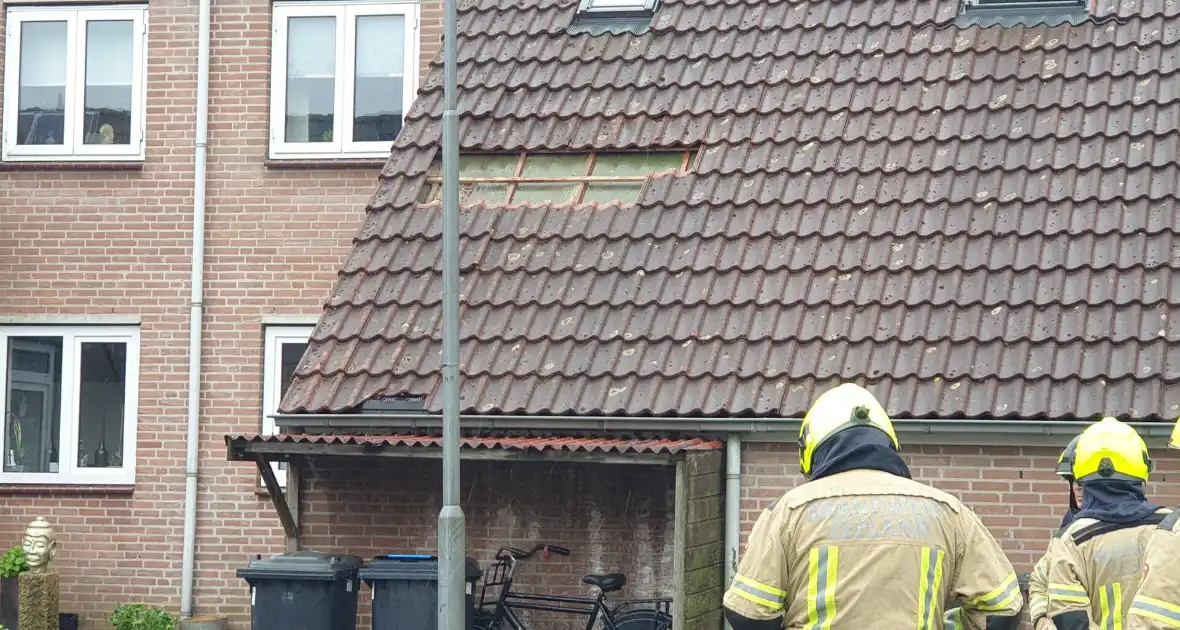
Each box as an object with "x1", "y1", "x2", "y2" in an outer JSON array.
[
  {"x1": 0, "y1": 325, "x2": 139, "y2": 485},
  {"x1": 262, "y1": 325, "x2": 313, "y2": 487}
]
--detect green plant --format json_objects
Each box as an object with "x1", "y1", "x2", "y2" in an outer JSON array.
[
  {"x1": 0, "y1": 546, "x2": 30, "y2": 578},
  {"x1": 110, "y1": 604, "x2": 178, "y2": 630}
]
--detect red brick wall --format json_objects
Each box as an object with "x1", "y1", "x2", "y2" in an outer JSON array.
[
  {"x1": 0, "y1": 0, "x2": 442, "y2": 626},
  {"x1": 297, "y1": 457, "x2": 675, "y2": 630}
]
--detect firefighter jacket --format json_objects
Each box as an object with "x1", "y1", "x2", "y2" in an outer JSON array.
[
  {"x1": 1126, "y1": 510, "x2": 1180, "y2": 630},
  {"x1": 722, "y1": 468, "x2": 1023, "y2": 629},
  {"x1": 1046, "y1": 507, "x2": 1173, "y2": 630},
  {"x1": 1026, "y1": 541, "x2": 1054, "y2": 627}
]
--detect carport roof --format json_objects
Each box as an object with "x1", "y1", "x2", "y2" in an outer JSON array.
[
  {"x1": 277, "y1": 0, "x2": 1180, "y2": 422},
  {"x1": 226, "y1": 433, "x2": 721, "y2": 454}
]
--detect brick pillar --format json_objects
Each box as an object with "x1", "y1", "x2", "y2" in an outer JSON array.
[{"x1": 673, "y1": 450, "x2": 724, "y2": 630}]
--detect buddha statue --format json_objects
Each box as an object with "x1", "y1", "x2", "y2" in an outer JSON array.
[
  {"x1": 20, "y1": 518, "x2": 56, "y2": 573},
  {"x1": 17, "y1": 518, "x2": 59, "y2": 630}
]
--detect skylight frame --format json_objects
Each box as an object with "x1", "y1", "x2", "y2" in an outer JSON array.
[
  {"x1": 959, "y1": 0, "x2": 1089, "y2": 17},
  {"x1": 575, "y1": 0, "x2": 659, "y2": 19}
]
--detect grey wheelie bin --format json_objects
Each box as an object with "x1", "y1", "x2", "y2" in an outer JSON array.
[
  {"x1": 359, "y1": 554, "x2": 482, "y2": 630},
  {"x1": 238, "y1": 551, "x2": 363, "y2": 630}
]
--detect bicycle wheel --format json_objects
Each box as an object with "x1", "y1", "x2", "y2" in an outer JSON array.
[
  {"x1": 471, "y1": 608, "x2": 499, "y2": 630},
  {"x1": 611, "y1": 609, "x2": 673, "y2": 630}
]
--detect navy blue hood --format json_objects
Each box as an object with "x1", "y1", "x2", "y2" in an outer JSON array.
[
  {"x1": 1075, "y1": 481, "x2": 1159, "y2": 524},
  {"x1": 809, "y1": 426, "x2": 912, "y2": 481},
  {"x1": 1060, "y1": 483, "x2": 1081, "y2": 530}
]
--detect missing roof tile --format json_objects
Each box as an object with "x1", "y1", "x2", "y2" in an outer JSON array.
[{"x1": 421, "y1": 150, "x2": 694, "y2": 206}]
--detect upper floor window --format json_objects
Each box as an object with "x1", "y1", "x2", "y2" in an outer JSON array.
[
  {"x1": 0, "y1": 326, "x2": 140, "y2": 486},
  {"x1": 422, "y1": 150, "x2": 695, "y2": 206},
  {"x1": 2, "y1": 5, "x2": 148, "y2": 163},
  {"x1": 269, "y1": 1, "x2": 420, "y2": 160}
]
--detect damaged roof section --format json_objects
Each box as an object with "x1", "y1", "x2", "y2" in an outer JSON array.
[{"x1": 280, "y1": 0, "x2": 1180, "y2": 421}]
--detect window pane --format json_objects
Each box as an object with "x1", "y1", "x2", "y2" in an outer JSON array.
[
  {"x1": 16, "y1": 21, "x2": 68, "y2": 146},
  {"x1": 512, "y1": 154, "x2": 588, "y2": 204},
  {"x1": 285, "y1": 16, "x2": 337, "y2": 143},
  {"x1": 583, "y1": 152, "x2": 684, "y2": 204},
  {"x1": 279, "y1": 342, "x2": 308, "y2": 401},
  {"x1": 275, "y1": 341, "x2": 308, "y2": 474},
  {"x1": 77, "y1": 342, "x2": 127, "y2": 469},
  {"x1": 4, "y1": 337, "x2": 63, "y2": 474},
  {"x1": 353, "y1": 14, "x2": 405, "y2": 143},
  {"x1": 83, "y1": 20, "x2": 135, "y2": 146},
  {"x1": 456, "y1": 155, "x2": 519, "y2": 204}
]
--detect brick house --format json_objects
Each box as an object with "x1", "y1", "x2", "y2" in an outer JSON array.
[{"x1": 4, "y1": 0, "x2": 1180, "y2": 627}]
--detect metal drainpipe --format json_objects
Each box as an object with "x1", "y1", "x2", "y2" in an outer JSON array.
[
  {"x1": 723, "y1": 433, "x2": 742, "y2": 629},
  {"x1": 180, "y1": 0, "x2": 212, "y2": 617}
]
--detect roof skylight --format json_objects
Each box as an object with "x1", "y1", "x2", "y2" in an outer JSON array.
[
  {"x1": 576, "y1": 0, "x2": 659, "y2": 18},
  {"x1": 958, "y1": 0, "x2": 1090, "y2": 23}
]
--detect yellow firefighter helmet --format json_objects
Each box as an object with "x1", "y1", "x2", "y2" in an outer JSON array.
[
  {"x1": 798, "y1": 383, "x2": 899, "y2": 478},
  {"x1": 1072, "y1": 417, "x2": 1153, "y2": 483}
]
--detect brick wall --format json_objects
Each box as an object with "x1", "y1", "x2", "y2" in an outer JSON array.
[
  {"x1": 0, "y1": 0, "x2": 442, "y2": 626},
  {"x1": 297, "y1": 457, "x2": 675, "y2": 630},
  {"x1": 740, "y1": 443, "x2": 1180, "y2": 628}
]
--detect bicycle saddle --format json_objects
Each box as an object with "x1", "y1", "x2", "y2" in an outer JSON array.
[{"x1": 582, "y1": 573, "x2": 627, "y2": 593}]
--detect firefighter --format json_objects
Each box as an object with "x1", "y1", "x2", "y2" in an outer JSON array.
[
  {"x1": 1046, "y1": 417, "x2": 1172, "y2": 630},
  {"x1": 1126, "y1": 417, "x2": 1180, "y2": 630},
  {"x1": 722, "y1": 383, "x2": 1023, "y2": 630},
  {"x1": 1026, "y1": 435, "x2": 1083, "y2": 629}
]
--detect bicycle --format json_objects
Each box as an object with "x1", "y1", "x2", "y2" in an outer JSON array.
[{"x1": 472, "y1": 543, "x2": 673, "y2": 630}]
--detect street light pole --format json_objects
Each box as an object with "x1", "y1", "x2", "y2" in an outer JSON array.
[{"x1": 437, "y1": 0, "x2": 466, "y2": 621}]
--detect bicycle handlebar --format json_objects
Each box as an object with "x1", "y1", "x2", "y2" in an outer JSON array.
[{"x1": 495, "y1": 544, "x2": 571, "y2": 561}]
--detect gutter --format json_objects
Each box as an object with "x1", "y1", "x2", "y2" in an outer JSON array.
[
  {"x1": 273, "y1": 413, "x2": 1179, "y2": 446},
  {"x1": 180, "y1": 0, "x2": 212, "y2": 617}
]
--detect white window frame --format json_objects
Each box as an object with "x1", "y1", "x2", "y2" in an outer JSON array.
[
  {"x1": 0, "y1": 326, "x2": 140, "y2": 486},
  {"x1": 2, "y1": 5, "x2": 148, "y2": 163},
  {"x1": 269, "y1": 1, "x2": 420, "y2": 160},
  {"x1": 262, "y1": 325, "x2": 314, "y2": 487}
]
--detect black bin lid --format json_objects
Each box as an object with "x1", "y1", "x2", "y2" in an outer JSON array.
[
  {"x1": 359, "y1": 555, "x2": 482, "y2": 584},
  {"x1": 237, "y1": 551, "x2": 363, "y2": 582}
]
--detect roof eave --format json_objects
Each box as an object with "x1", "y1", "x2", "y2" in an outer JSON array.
[{"x1": 271, "y1": 413, "x2": 1179, "y2": 447}]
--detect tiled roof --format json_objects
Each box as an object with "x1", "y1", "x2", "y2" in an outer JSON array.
[
  {"x1": 280, "y1": 0, "x2": 1180, "y2": 421},
  {"x1": 226, "y1": 433, "x2": 722, "y2": 454}
]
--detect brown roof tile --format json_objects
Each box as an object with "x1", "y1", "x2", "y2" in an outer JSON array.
[{"x1": 280, "y1": 0, "x2": 1180, "y2": 420}]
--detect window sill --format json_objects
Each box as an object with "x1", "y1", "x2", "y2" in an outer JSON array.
[
  {"x1": 0, "y1": 160, "x2": 145, "y2": 172},
  {"x1": 0, "y1": 484, "x2": 135, "y2": 496},
  {"x1": 264, "y1": 158, "x2": 386, "y2": 170}
]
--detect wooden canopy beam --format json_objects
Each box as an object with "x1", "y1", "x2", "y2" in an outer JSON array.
[{"x1": 255, "y1": 455, "x2": 300, "y2": 544}]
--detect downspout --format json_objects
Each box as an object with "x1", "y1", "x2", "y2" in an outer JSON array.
[
  {"x1": 180, "y1": 0, "x2": 211, "y2": 617},
  {"x1": 723, "y1": 433, "x2": 742, "y2": 629}
]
